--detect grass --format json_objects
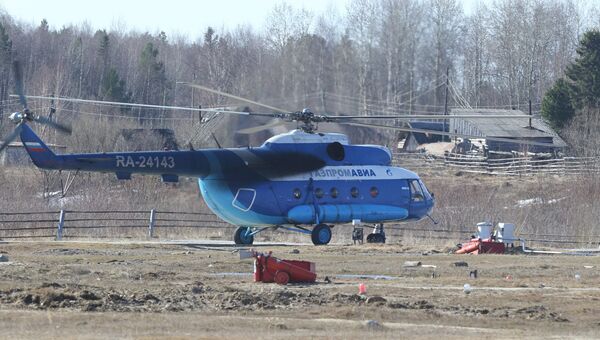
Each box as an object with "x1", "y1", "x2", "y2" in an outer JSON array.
[{"x1": 1, "y1": 167, "x2": 599, "y2": 247}]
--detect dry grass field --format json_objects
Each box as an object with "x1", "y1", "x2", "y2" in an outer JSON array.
[{"x1": 1, "y1": 241, "x2": 600, "y2": 339}]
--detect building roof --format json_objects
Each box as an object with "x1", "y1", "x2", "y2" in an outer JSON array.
[
  {"x1": 450, "y1": 109, "x2": 567, "y2": 147},
  {"x1": 407, "y1": 121, "x2": 445, "y2": 144}
]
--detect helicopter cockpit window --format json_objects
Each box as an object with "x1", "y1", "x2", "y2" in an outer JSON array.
[
  {"x1": 327, "y1": 142, "x2": 345, "y2": 161},
  {"x1": 418, "y1": 180, "x2": 433, "y2": 200},
  {"x1": 293, "y1": 188, "x2": 302, "y2": 199},
  {"x1": 409, "y1": 180, "x2": 424, "y2": 202}
]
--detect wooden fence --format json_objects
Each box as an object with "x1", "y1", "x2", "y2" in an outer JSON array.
[
  {"x1": 0, "y1": 210, "x2": 231, "y2": 240},
  {"x1": 1, "y1": 210, "x2": 599, "y2": 247},
  {"x1": 393, "y1": 152, "x2": 600, "y2": 176}
]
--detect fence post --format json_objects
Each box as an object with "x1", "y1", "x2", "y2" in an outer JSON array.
[
  {"x1": 57, "y1": 210, "x2": 65, "y2": 241},
  {"x1": 148, "y1": 209, "x2": 156, "y2": 238}
]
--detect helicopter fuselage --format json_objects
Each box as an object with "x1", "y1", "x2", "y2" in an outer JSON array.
[
  {"x1": 198, "y1": 130, "x2": 434, "y2": 226},
  {"x1": 19, "y1": 126, "x2": 434, "y2": 242}
]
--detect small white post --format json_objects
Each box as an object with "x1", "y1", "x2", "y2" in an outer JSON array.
[
  {"x1": 148, "y1": 209, "x2": 156, "y2": 238},
  {"x1": 57, "y1": 210, "x2": 65, "y2": 241}
]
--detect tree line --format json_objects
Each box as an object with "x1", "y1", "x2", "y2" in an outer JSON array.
[{"x1": 0, "y1": 0, "x2": 599, "y2": 149}]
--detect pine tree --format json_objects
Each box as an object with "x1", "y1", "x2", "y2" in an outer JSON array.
[
  {"x1": 541, "y1": 78, "x2": 575, "y2": 129},
  {"x1": 139, "y1": 42, "x2": 166, "y2": 105},
  {"x1": 565, "y1": 30, "x2": 600, "y2": 108},
  {"x1": 101, "y1": 67, "x2": 129, "y2": 103}
]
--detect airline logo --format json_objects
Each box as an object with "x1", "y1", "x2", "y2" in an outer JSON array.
[
  {"x1": 24, "y1": 142, "x2": 45, "y2": 152},
  {"x1": 271, "y1": 166, "x2": 418, "y2": 181},
  {"x1": 312, "y1": 168, "x2": 376, "y2": 178}
]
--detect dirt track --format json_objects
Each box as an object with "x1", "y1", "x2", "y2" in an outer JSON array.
[{"x1": 1, "y1": 241, "x2": 599, "y2": 339}]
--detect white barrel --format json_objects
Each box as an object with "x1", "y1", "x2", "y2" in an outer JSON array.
[
  {"x1": 476, "y1": 222, "x2": 493, "y2": 239},
  {"x1": 496, "y1": 223, "x2": 515, "y2": 244}
]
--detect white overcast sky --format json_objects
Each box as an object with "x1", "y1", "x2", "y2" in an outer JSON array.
[
  {"x1": 0, "y1": 0, "x2": 351, "y2": 39},
  {"x1": 0, "y1": 0, "x2": 480, "y2": 40}
]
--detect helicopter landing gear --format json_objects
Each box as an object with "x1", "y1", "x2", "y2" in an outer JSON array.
[
  {"x1": 311, "y1": 224, "x2": 332, "y2": 246},
  {"x1": 234, "y1": 226, "x2": 254, "y2": 245},
  {"x1": 366, "y1": 223, "x2": 386, "y2": 244}
]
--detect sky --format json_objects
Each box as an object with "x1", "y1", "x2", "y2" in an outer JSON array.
[
  {"x1": 0, "y1": 0, "x2": 353, "y2": 40},
  {"x1": 0, "y1": 0, "x2": 485, "y2": 40}
]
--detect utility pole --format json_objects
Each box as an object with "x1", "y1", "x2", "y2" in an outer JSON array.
[
  {"x1": 443, "y1": 66, "x2": 449, "y2": 142},
  {"x1": 528, "y1": 100, "x2": 532, "y2": 129},
  {"x1": 409, "y1": 71, "x2": 413, "y2": 115}
]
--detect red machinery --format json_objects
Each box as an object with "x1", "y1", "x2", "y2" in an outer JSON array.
[
  {"x1": 253, "y1": 251, "x2": 317, "y2": 285},
  {"x1": 456, "y1": 238, "x2": 506, "y2": 255}
]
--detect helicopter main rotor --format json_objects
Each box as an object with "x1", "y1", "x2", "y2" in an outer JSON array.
[{"x1": 7, "y1": 79, "x2": 546, "y2": 147}]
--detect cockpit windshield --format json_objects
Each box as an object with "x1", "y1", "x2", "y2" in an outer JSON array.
[
  {"x1": 409, "y1": 179, "x2": 432, "y2": 202},
  {"x1": 418, "y1": 180, "x2": 433, "y2": 200},
  {"x1": 409, "y1": 180, "x2": 425, "y2": 202}
]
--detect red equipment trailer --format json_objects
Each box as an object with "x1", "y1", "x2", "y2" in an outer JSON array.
[
  {"x1": 253, "y1": 252, "x2": 317, "y2": 285},
  {"x1": 456, "y1": 238, "x2": 506, "y2": 255}
]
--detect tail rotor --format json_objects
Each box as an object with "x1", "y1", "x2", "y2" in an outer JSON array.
[{"x1": 0, "y1": 61, "x2": 72, "y2": 152}]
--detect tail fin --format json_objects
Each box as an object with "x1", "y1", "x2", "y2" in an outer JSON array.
[{"x1": 19, "y1": 124, "x2": 61, "y2": 169}]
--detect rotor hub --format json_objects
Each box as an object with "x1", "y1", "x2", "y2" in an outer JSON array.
[
  {"x1": 9, "y1": 112, "x2": 24, "y2": 124},
  {"x1": 291, "y1": 108, "x2": 330, "y2": 133}
]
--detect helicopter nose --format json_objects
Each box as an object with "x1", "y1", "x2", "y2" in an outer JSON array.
[{"x1": 427, "y1": 197, "x2": 435, "y2": 213}]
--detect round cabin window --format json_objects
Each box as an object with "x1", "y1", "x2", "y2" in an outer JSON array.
[
  {"x1": 315, "y1": 188, "x2": 324, "y2": 199},
  {"x1": 293, "y1": 188, "x2": 302, "y2": 199},
  {"x1": 326, "y1": 142, "x2": 345, "y2": 161},
  {"x1": 330, "y1": 187, "x2": 339, "y2": 198},
  {"x1": 351, "y1": 187, "x2": 359, "y2": 198},
  {"x1": 370, "y1": 186, "x2": 379, "y2": 198}
]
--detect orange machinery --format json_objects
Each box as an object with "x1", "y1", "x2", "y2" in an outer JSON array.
[{"x1": 253, "y1": 251, "x2": 317, "y2": 285}]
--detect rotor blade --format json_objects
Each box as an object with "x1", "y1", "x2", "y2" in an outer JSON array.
[
  {"x1": 177, "y1": 82, "x2": 290, "y2": 113},
  {"x1": 11, "y1": 95, "x2": 277, "y2": 117},
  {"x1": 328, "y1": 114, "x2": 534, "y2": 120},
  {"x1": 343, "y1": 121, "x2": 560, "y2": 148},
  {"x1": 33, "y1": 115, "x2": 72, "y2": 134},
  {"x1": 12, "y1": 61, "x2": 27, "y2": 109},
  {"x1": 0, "y1": 123, "x2": 23, "y2": 153},
  {"x1": 237, "y1": 119, "x2": 287, "y2": 134}
]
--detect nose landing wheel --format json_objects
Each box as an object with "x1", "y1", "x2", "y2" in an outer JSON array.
[
  {"x1": 366, "y1": 223, "x2": 386, "y2": 244},
  {"x1": 311, "y1": 224, "x2": 332, "y2": 245},
  {"x1": 234, "y1": 226, "x2": 254, "y2": 245}
]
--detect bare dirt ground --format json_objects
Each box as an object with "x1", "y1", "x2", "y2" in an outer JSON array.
[{"x1": 1, "y1": 241, "x2": 600, "y2": 339}]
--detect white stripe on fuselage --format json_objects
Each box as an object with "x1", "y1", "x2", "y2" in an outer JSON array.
[{"x1": 270, "y1": 165, "x2": 419, "y2": 181}]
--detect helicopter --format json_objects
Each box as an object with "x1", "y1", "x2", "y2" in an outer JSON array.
[{"x1": 2, "y1": 61, "x2": 540, "y2": 245}]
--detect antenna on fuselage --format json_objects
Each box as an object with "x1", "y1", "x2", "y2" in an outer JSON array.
[{"x1": 211, "y1": 132, "x2": 222, "y2": 149}]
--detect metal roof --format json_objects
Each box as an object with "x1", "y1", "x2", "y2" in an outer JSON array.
[{"x1": 450, "y1": 109, "x2": 567, "y2": 147}]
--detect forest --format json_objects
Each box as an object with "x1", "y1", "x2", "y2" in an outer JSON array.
[
  {"x1": 0, "y1": 0, "x2": 599, "y2": 150},
  {"x1": 1, "y1": 0, "x2": 600, "y2": 242}
]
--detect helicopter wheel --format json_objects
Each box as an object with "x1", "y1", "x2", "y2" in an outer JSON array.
[
  {"x1": 311, "y1": 224, "x2": 332, "y2": 246},
  {"x1": 234, "y1": 226, "x2": 254, "y2": 245},
  {"x1": 366, "y1": 233, "x2": 386, "y2": 243}
]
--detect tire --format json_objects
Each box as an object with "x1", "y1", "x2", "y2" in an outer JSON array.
[
  {"x1": 274, "y1": 271, "x2": 290, "y2": 285},
  {"x1": 311, "y1": 224, "x2": 332, "y2": 245},
  {"x1": 366, "y1": 233, "x2": 386, "y2": 244},
  {"x1": 234, "y1": 226, "x2": 254, "y2": 245}
]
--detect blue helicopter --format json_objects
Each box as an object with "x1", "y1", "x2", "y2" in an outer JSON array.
[{"x1": 3, "y1": 62, "x2": 536, "y2": 245}]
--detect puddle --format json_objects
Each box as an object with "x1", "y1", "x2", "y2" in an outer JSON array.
[
  {"x1": 209, "y1": 272, "x2": 252, "y2": 277},
  {"x1": 209, "y1": 272, "x2": 396, "y2": 280},
  {"x1": 333, "y1": 274, "x2": 397, "y2": 280}
]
